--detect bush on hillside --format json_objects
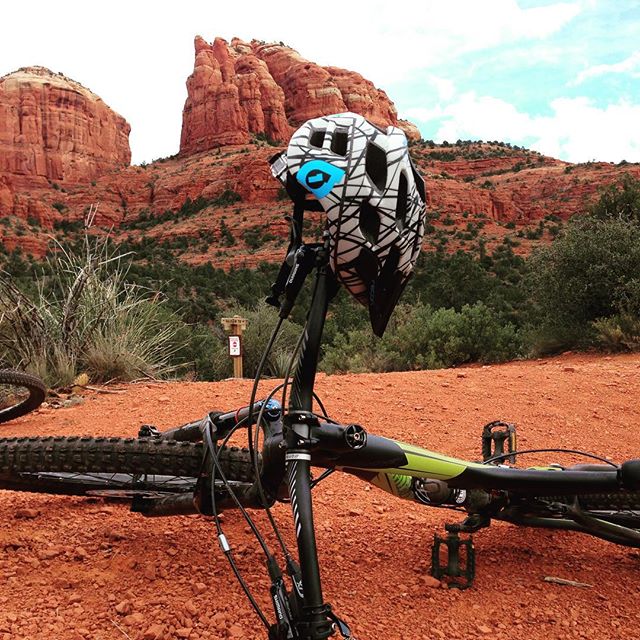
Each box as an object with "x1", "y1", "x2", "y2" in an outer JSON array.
[
  {"x1": 526, "y1": 216, "x2": 640, "y2": 354},
  {"x1": 589, "y1": 173, "x2": 640, "y2": 223}
]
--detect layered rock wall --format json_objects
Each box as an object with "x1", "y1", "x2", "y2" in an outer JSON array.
[
  {"x1": 0, "y1": 66, "x2": 130, "y2": 218},
  {"x1": 0, "y1": 67, "x2": 130, "y2": 182},
  {"x1": 180, "y1": 37, "x2": 417, "y2": 155}
]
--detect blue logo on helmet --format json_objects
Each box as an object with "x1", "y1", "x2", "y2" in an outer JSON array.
[{"x1": 296, "y1": 160, "x2": 345, "y2": 199}]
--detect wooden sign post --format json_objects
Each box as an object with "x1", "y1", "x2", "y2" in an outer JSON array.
[{"x1": 221, "y1": 315, "x2": 248, "y2": 379}]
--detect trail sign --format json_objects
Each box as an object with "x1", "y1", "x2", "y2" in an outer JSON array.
[
  {"x1": 221, "y1": 316, "x2": 247, "y2": 378},
  {"x1": 228, "y1": 335, "x2": 242, "y2": 357}
]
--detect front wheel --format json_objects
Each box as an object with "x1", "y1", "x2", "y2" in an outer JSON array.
[{"x1": 0, "y1": 436, "x2": 254, "y2": 499}]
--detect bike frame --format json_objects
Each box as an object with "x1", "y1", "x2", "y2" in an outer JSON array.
[
  {"x1": 275, "y1": 244, "x2": 636, "y2": 639},
  {"x1": 272, "y1": 229, "x2": 640, "y2": 640}
]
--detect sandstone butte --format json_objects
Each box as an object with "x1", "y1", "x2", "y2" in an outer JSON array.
[
  {"x1": 0, "y1": 41, "x2": 639, "y2": 264},
  {"x1": 179, "y1": 36, "x2": 420, "y2": 154},
  {"x1": 0, "y1": 66, "x2": 130, "y2": 223}
]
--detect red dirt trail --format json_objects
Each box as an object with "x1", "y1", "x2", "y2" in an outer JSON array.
[{"x1": 1, "y1": 353, "x2": 639, "y2": 640}]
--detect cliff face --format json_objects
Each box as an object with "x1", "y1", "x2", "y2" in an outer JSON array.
[
  {"x1": 3, "y1": 42, "x2": 640, "y2": 267},
  {"x1": 0, "y1": 66, "x2": 130, "y2": 219},
  {"x1": 179, "y1": 37, "x2": 417, "y2": 154},
  {"x1": 0, "y1": 67, "x2": 131, "y2": 180}
]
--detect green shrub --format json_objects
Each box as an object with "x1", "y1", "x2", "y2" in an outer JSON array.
[
  {"x1": 593, "y1": 313, "x2": 640, "y2": 351},
  {"x1": 254, "y1": 132, "x2": 281, "y2": 147},
  {"x1": 589, "y1": 173, "x2": 640, "y2": 223},
  {"x1": 52, "y1": 219, "x2": 83, "y2": 233},
  {"x1": 236, "y1": 302, "x2": 303, "y2": 378},
  {"x1": 242, "y1": 225, "x2": 270, "y2": 250},
  {"x1": 526, "y1": 217, "x2": 640, "y2": 354},
  {"x1": 168, "y1": 323, "x2": 229, "y2": 381},
  {"x1": 322, "y1": 302, "x2": 521, "y2": 373},
  {"x1": 212, "y1": 189, "x2": 242, "y2": 207},
  {"x1": 220, "y1": 220, "x2": 236, "y2": 246}
]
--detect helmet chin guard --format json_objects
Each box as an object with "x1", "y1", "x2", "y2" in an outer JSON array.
[{"x1": 270, "y1": 112, "x2": 427, "y2": 336}]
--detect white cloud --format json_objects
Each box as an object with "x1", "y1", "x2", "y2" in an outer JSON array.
[
  {"x1": 428, "y1": 76, "x2": 456, "y2": 102},
  {"x1": 408, "y1": 92, "x2": 640, "y2": 162},
  {"x1": 306, "y1": 0, "x2": 582, "y2": 84},
  {"x1": 0, "y1": 0, "x2": 585, "y2": 163},
  {"x1": 572, "y1": 51, "x2": 640, "y2": 85}
]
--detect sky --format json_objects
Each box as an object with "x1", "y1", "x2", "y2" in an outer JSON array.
[{"x1": 2, "y1": 0, "x2": 639, "y2": 165}]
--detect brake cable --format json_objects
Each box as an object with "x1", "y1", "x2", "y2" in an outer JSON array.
[
  {"x1": 247, "y1": 315, "x2": 285, "y2": 466},
  {"x1": 309, "y1": 469, "x2": 335, "y2": 490},
  {"x1": 203, "y1": 419, "x2": 271, "y2": 630},
  {"x1": 483, "y1": 448, "x2": 619, "y2": 467},
  {"x1": 207, "y1": 312, "x2": 304, "y2": 634}
]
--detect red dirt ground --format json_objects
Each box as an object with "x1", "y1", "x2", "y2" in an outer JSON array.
[{"x1": 1, "y1": 353, "x2": 639, "y2": 639}]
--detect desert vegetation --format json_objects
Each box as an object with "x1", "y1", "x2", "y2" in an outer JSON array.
[{"x1": 1, "y1": 174, "x2": 639, "y2": 385}]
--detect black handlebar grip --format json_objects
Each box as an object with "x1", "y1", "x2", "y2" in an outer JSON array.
[{"x1": 620, "y1": 460, "x2": 640, "y2": 490}]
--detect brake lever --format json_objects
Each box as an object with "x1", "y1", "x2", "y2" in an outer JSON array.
[{"x1": 267, "y1": 204, "x2": 304, "y2": 310}]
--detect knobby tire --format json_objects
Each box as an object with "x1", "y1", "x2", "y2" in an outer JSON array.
[
  {"x1": 0, "y1": 370, "x2": 46, "y2": 424},
  {"x1": 0, "y1": 436, "x2": 254, "y2": 496}
]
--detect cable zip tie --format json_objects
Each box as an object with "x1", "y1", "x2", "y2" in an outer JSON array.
[{"x1": 218, "y1": 533, "x2": 231, "y2": 553}]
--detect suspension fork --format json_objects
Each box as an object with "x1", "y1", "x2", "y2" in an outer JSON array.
[
  {"x1": 285, "y1": 260, "x2": 337, "y2": 639},
  {"x1": 285, "y1": 447, "x2": 333, "y2": 639}
]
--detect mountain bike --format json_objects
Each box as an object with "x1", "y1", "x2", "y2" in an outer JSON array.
[
  {"x1": 3, "y1": 110, "x2": 640, "y2": 638},
  {"x1": 2, "y1": 225, "x2": 640, "y2": 639}
]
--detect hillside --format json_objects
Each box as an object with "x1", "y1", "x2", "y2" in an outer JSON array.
[
  {"x1": 1, "y1": 38, "x2": 639, "y2": 265},
  {"x1": 3, "y1": 139, "x2": 640, "y2": 267}
]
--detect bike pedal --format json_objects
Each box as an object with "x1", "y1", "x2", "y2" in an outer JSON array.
[
  {"x1": 481, "y1": 421, "x2": 517, "y2": 464},
  {"x1": 138, "y1": 424, "x2": 161, "y2": 438},
  {"x1": 431, "y1": 529, "x2": 475, "y2": 589}
]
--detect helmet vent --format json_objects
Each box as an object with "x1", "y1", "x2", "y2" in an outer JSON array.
[
  {"x1": 396, "y1": 172, "x2": 408, "y2": 231},
  {"x1": 409, "y1": 157, "x2": 426, "y2": 202},
  {"x1": 359, "y1": 201, "x2": 381, "y2": 245},
  {"x1": 331, "y1": 130, "x2": 348, "y2": 156},
  {"x1": 310, "y1": 130, "x2": 326, "y2": 148},
  {"x1": 365, "y1": 143, "x2": 387, "y2": 191}
]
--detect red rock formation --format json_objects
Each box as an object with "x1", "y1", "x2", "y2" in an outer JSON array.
[
  {"x1": 0, "y1": 66, "x2": 130, "y2": 217},
  {"x1": 180, "y1": 37, "x2": 248, "y2": 152},
  {"x1": 180, "y1": 37, "x2": 414, "y2": 154},
  {"x1": 4, "y1": 50, "x2": 640, "y2": 267},
  {"x1": 323, "y1": 66, "x2": 396, "y2": 127},
  {"x1": 0, "y1": 67, "x2": 131, "y2": 180}
]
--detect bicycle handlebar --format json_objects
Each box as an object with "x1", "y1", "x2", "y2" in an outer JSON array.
[{"x1": 245, "y1": 414, "x2": 638, "y2": 498}]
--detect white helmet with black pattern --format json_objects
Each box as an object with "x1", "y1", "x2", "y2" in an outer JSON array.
[{"x1": 270, "y1": 112, "x2": 426, "y2": 336}]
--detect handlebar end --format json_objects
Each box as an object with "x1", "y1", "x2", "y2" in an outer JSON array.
[{"x1": 619, "y1": 459, "x2": 640, "y2": 490}]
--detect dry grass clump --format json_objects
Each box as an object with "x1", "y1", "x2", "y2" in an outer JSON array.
[{"x1": 0, "y1": 223, "x2": 184, "y2": 387}]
